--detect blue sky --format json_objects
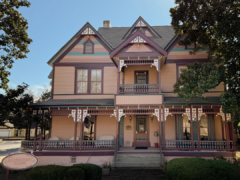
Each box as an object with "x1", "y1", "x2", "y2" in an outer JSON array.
[{"x1": 5, "y1": 0, "x2": 176, "y2": 95}]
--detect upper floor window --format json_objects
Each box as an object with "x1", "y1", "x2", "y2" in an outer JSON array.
[
  {"x1": 185, "y1": 42, "x2": 196, "y2": 49},
  {"x1": 77, "y1": 69, "x2": 88, "y2": 93},
  {"x1": 84, "y1": 39, "x2": 94, "y2": 54},
  {"x1": 91, "y1": 69, "x2": 102, "y2": 93}
]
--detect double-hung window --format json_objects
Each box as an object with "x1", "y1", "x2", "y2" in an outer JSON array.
[
  {"x1": 91, "y1": 69, "x2": 102, "y2": 93},
  {"x1": 77, "y1": 69, "x2": 88, "y2": 93},
  {"x1": 76, "y1": 69, "x2": 102, "y2": 94}
]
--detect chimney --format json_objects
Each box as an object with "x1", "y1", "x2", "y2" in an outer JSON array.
[{"x1": 103, "y1": 20, "x2": 111, "y2": 28}]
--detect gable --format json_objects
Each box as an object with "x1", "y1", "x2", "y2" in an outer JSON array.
[
  {"x1": 47, "y1": 22, "x2": 114, "y2": 66},
  {"x1": 58, "y1": 36, "x2": 112, "y2": 63},
  {"x1": 126, "y1": 44, "x2": 153, "y2": 53},
  {"x1": 122, "y1": 16, "x2": 161, "y2": 39}
]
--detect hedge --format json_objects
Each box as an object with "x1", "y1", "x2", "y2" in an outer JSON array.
[
  {"x1": 64, "y1": 167, "x2": 85, "y2": 180},
  {"x1": 73, "y1": 164, "x2": 102, "y2": 180},
  {"x1": 26, "y1": 165, "x2": 66, "y2": 180},
  {"x1": 166, "y1": 158, "x2": 240, "y2": 180}
]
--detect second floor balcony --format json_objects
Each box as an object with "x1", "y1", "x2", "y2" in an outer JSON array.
[{"x1": 119, "y1": 84, "x2": 159, "y2": 94}]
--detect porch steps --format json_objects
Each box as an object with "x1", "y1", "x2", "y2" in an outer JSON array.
[{"x1": 112, "y1": 153, "x2": 165, "y2": 168}]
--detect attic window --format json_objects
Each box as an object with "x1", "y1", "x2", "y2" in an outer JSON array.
[{"x1": 84, "y1": 39, "x2": 94, "y2": 54}]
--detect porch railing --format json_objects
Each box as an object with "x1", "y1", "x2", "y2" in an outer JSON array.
[
  {"x1": 119, "y1": 84, "x2": 159, "y2": 93},
  {"x1": 21, "y1": 140, "x2": 115, "y2": 151}
]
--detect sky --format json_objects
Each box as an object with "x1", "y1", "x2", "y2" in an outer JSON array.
[{"x1": 4, "y1": 0, "x2": 176, "y2": 95}]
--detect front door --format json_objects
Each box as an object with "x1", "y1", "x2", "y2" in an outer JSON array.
[{"x1": 135, "y1": 116, "x2": 148, "y2": 147}]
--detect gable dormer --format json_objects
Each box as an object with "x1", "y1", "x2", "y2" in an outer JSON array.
[{"x1": 122, "y1": 16, "x2": 162, "y2": 39}]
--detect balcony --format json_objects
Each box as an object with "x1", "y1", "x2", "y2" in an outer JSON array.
[{"x1": 119, "y1": 84, "x2": 159, "y2": 94}]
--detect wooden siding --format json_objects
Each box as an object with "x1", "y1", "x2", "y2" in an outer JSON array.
[
  {"x1": 214, "y1": 115, "x2": 223, "y2": 141},
  {"x1": 53, "y1": 95, "x2": 114, "y2": 100},
  {"x1": 59, "y1": 35, "x2": 112, "y2": 63},
  {"x1": 51, "y1": 116, "x2": 78, "y2": 140},
  {"x1": 126, "y1": 44, "x2": 152, "y2": 52},
  {"x1": 161, "y1": 63, "x2": 176, "y2": 92},
  {"x1": 116, "y1": 95, "x2": 163, "y2": 105},
  {"x1": 149, "y1": 116, "x2": 159, "y2": 147},
  {"x1": 209, "y1": 82, "x2": 225, "y2": 92},
  {"x1": 123, "y1": 65, "x2": 158, "y2": 85},
  {"x1": 165, "y1": 115, "x2": 176, "y2": 140},
  {"x1": 168, "y1": 36, "x2": 208, "y2": 60},
  {"x1": 54, "y1": 67, "x2": 75, "y2": 94},
  {"x1": 96, "y1": 115, "x2": 116, "y2": 139},
  {"x1": 103, "y1": 67, "x2": 117, "y2": 94},
  {"x1": 145, "y1": 30, "x2": 153, "y2": 37}
]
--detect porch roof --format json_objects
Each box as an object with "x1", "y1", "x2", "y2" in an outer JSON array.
[
  {"x1": 30, "y1": 99, "x2": 115, "y2": 108},
  {"x1": 163, "y1": 97, "x2": 221, "y2": 105}
]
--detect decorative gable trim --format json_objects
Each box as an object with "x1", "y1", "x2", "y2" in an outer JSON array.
[
  {"x1": 131, "y1": 36, "x2": 146, "y2": 43},
  {"x1": 110, "y1": 30, "x2": 167, "y2": 58},
  {"x1": 81, "y1": 27, "x2": 95, "y2": 35},
  {"x1": 47, "y1": 22, "x2": 113, "y2": 66},
  {"x1": 122, "y1": 16, "x2": 162, "y2": 39}
]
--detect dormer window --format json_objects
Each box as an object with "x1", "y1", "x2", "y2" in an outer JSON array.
[{"x1": 84, "y1": 39, "x2": 94, "y2": 54}]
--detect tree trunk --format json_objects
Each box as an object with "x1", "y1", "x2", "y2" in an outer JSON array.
[
  {"x1": 43, "y1": 129, "x2": 46, "y2": 140},
  {"x1": 25, "y1": 127, "x2": 28, "y2": 140}
]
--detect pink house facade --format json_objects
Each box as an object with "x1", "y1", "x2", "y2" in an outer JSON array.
[{"x1": 22, "y1": 17, "x2": 236, "y2": 167}]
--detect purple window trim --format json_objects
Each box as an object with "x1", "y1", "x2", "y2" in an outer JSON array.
[
  {"x1": 75, "y1": 67, "x2": 103, "y2": 95},
  {"x1": 83, "y1": 39, "x2": 94, "y2": 54}
]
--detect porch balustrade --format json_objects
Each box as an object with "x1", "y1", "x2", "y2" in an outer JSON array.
[
  {"x1": 119, "y1": 84, "x2": 159, "y2": 93},
  {"x1": 21, "y1": 140, "x2": 115, "y2": 151}
]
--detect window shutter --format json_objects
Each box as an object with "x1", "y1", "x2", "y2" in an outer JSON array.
[{"x1": 85, "y1": 42, "x2": 93, "y2": 53}]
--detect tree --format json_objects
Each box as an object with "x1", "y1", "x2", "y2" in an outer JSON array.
[
  {"x1": 170, "y1": 0, "x2": 240, "y2": 125},
  {"x1": 0, "y1": 0, "x2": 32, "y2": 89},
  {"x1": 36, "y1": 87, "x2": 51, "y2": 102}
]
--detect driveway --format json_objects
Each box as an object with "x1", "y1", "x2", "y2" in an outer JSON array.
[{"x1": 0, "y1": 140, "x2": 21, "y2": 162}]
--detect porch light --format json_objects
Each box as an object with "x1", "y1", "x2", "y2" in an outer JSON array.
[{"x1": 129, "y1": 116, "x2": 132, "y2": 123}]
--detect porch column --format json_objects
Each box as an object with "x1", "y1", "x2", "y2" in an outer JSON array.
[
  {"x1": 225, "y1": 119, "x2": 230, "y2": 151},
  {"x1": 79, "y1": 122, "x2": 82, "y2": 151},
  {"x1": 116, "y1": 122, "x2": 119, "y2": 150},
  {"x1": 158, "y1": 59, "x2": 161, "y2": 93},
  {"x1": 39, "y1": 128, "x2": 43, "y2": 151},
  {"x1": 230, "y1": 122, "x2": 236, "y2": 151},
  {"x1": 117, "y1": 60, "x2": 120, "y2": 94},
  {"x1": 33, "y1": 123, "x2": 38, "y2": 151},
  {"x1": 73, "y1": 109, "x2": 78, "y2": 151},
  {"x1": 190, "y1": 108, "x2": 194, "y2": 151},
  {"x1": 162, "y1": 122, "x2": 166, "y2": 150}
]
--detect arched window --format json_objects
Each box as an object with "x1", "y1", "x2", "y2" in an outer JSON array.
[{"x1": 84, "y1": 39, "x2": 94, "y2": 54}]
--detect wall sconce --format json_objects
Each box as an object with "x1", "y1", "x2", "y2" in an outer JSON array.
[
  {"x1": 151, "y1": 116, "x2": 154, "y2": 123},
  {"x1": 129, "y1": 116, "x2": 132, "y2": 123}
]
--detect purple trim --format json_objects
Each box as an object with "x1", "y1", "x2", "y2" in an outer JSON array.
[
  {"x1": 110, "y1": 31, "x2": 167, "y2": 58},
  {"x1": 33, "y1": 151, "x2": 114, "y2": 156},
  {"x1": 166, "y1": 59, "x2": 209, "y2": 64},
  {"x1": 51, "y1": 65, "x2": 55, "y2": 99},
  {"x1": 166, "y1": 35, "x2": 182, "y2": 54},
  {"x1": 83, "y1": 39, "x2": 94, "y2": 54},
  {"x1": 95, "y1": 36, "x2": 112, "y2": 52},
  {"x1": 55, "y1": 63, "x2": 115, "y2": 67}
]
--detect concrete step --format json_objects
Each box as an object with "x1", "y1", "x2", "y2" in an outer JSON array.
[{"x1": 112, "y1": 162, "x2": 161, "y2": 168}]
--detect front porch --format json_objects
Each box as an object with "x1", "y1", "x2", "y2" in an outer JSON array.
[{"x1": 22, "y1": 105, "x2": 236, "y2": 154}]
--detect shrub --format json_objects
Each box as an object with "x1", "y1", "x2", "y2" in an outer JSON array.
[
  {"x1": 26, "y1": 165, "x2": 66, "y2": 180},
  {"x1": 73, "y1": 164, "x2": 102, "y2": 180},
  {"x1": 166, "y1": 158, "x2": 240, "y2": 180},
  {"x1": 64, "y1": 168, "x2": 85, "y2": 180}
]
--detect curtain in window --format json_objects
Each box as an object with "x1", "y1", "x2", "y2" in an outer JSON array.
[
  {"x1": 91, "y1": 69, "x2": 101, "y2": 93},
  {"x1": 200, "y1": 115, "x2": 208, "y2": 140},
  {"x1": 77, "y1": 70, "x2": 88, "y2": 93}
]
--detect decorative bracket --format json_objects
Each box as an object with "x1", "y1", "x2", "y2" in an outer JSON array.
[
  {"x1": 81, "y1": 27, "x2": 95, "y2": 35},
  {"x1": 192, "y1": 108, "x2": 197, "y2": 121},
  {"x1": 226, "y1": 113, "x2": 231, "y2": 121},
  {"x1": 77, "y1": 110, "x2": 82, "y2": 123},
  {"x1": 198, "y1": 108, "x2": 206, "y2": 121},
  {"x1": 216, "y1": 108, "x2": 225, "y2": 121},
  {"x1": 131, "y1": 36, "x2": 146, "y2": 43},
  {"x1": 151, "y1": 109, "x2": 160, "y2": 121},
  {"x1": 82, "y1": 109, "x2": 91, "y2": 122},
  {"x1": 151, "y1": 59, "x2": 159, "y2": 71},
  {"x1": 164, "y1": 108, "x2": 173, "y2": 121},
  {"x1": 119, "y1": 60, "x2": 127, "y2": 72},
  {"x1": 182, "y1": 108, "x2": 191, "y2": 120},
  {"x1": 110, "y1": 109, "x2": 117, "y2": 120},
  {"x1": 68, "y1": 110, "x2": 76, "y2": 122},
  {"x1": 118, "y1": 109, "x2": 126, "y2": 122}
]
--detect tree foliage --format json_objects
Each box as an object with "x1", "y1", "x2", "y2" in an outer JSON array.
[
  {"x1": 0, "y1": 0, "x2": 32, "y2": 89},
  {"x1": 170, "y1": 0, "x2": 240, "y2": 123}
]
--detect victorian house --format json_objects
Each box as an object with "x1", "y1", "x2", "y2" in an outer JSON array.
[{"x1": 21, "y1": 17, "x2": 235, "y2": 167}]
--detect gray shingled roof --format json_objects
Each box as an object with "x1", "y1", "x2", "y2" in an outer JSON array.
[
  {"x1": 164, "y1": 97, "x2": 221, "y2": 105},
  {"x1": 30, "y1": 99, "x2": 115, "y2": 107},
  {"x1": 98, "y1": 26, "x2": 175, "y2": 49}
]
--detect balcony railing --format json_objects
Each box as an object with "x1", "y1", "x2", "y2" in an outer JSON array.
[
  {"x1": 21, "y1": 140, "x2": 115, "y2": 151},
  {"x1": 119, "y1": 84, "x2": 159, "y2": 94}
]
